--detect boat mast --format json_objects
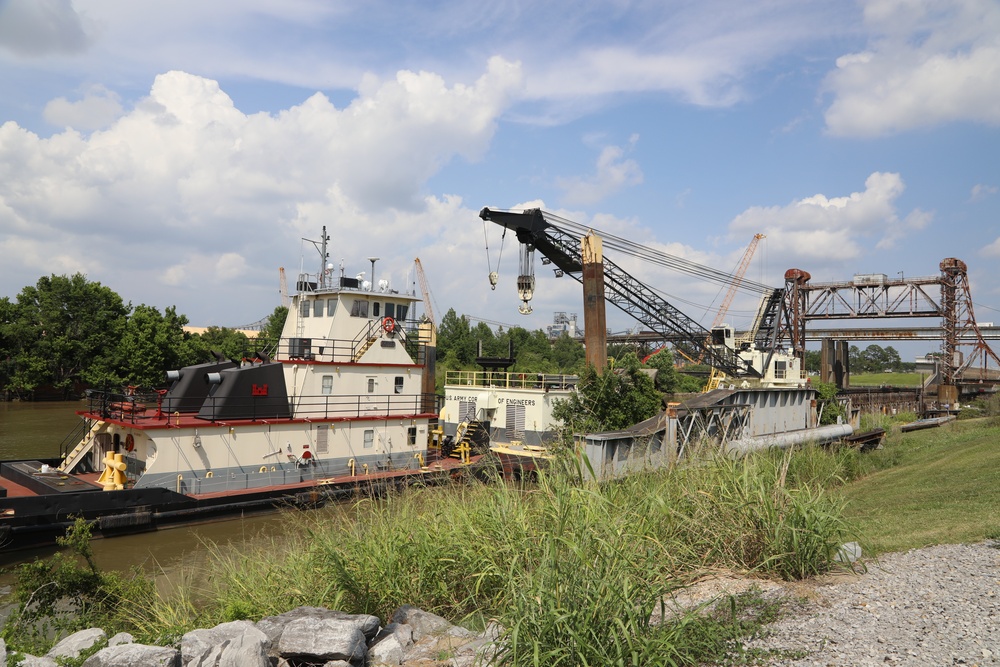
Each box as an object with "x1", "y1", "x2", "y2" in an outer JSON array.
[{"x1": 302, "y1": 226, "x2": 331, "y2": 289}]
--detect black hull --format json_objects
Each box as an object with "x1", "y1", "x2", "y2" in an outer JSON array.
[{"x1": 0, "y1": 458, "x2": 452, "y2": 554}]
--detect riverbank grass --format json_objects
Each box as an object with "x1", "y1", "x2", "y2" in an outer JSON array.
[
  {"x1": 841, "y1": 417, "x2": 1000, "y2": 552},
  {"x1": 101, "y1": 451, "x2": 860, "y2": 666},
  {"x1": 5, "y1": 435, "x2": 932, "y2": 664}
]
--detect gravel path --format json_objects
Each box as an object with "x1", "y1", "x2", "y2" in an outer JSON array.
[{"x1": 746, "y1": 541, "x2": 1000, "y2": 666}]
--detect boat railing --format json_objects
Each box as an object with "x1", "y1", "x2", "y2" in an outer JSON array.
[
  {"x1": 288, "y1": 392, "x2": 437, "y2": 420},
  {"x1": 276, "y1": 320, "x2": 428, "y2": 364},
  {"x1": 445, "y1": 370, "x2": 580, "y2": 391},
  {"x1": 278, "y1": 336, "x2": 358, "y2": 362},
  {"x1": 83, "y1": 387, "x2": 166, "y2": 423}
]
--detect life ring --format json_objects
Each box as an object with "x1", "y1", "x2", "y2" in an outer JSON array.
[
  {"x1": 125, "y1": 434, "x2": 135, "y2": 452},
  {"x1": 382, "y1": 317, "x2": 396, "y2": 335}
]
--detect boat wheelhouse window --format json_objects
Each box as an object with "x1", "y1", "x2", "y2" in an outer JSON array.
[
  {"x1": 372, "y1": 302, "x2": 381, "y2": 318},
  {"x1": 394, "y1": 376, "x2": 404, "y2": 394},
  {"x1": 774, "y1": 360, "x2": 787, "y2": 380},
  {"x1": 408, "y1": 427, "x2": 417, "y2": 446},
  {"x1": 300, "y1": 300, "x2": 311, "y2": 318},
  {"x1": 397, "y1": 305, "x2": 408, "y2": 321},
  {"x1": 364, "y1": 429, "x2": 374, "y2": 449},
  {"x1": 313, "y1": 299, "x2": 324, "y2": 317},
  {"x1": 322, "y1": 375, "x2": 334, "y2": 395},
  {"x1": 327, "y1": 298, "x2": 338, "y2": 315},
  {"x1": 367, "y1": 377, "x2": 376, "y2": 393},
  {"x1": 350, "y1": 300, "x2": 369, "y2": 317},
  {"x1": 385, "y1": 302, "x2": 396, "y2": 319}
]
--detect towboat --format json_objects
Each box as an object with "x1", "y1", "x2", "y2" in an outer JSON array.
[{"x1": 0, "y1": 229, "x2": 480, "y2": 552}]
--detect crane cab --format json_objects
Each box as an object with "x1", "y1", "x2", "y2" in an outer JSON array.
[{"x1": 710, "y1": 325, "x2": 736, "y2": 351}]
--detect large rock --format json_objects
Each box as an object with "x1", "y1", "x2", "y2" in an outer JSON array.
[
  {"x1": 47, "y1": 628, "x2": 107, "y2": 660},
  {"x1": 368, "y1": 623, "x2": 413, "y2": 666},
  {"x1": 81, "y1": 644, "x2": 180, "y2": 667},
  {"x1": 390, "y1": 606, "x2": 472, "y2": 643},
  {"x1": 388, "y1": 606, "x2": 492, "y2": 667},
  {"x1": 108, "y1": 633, "x2": 134, "y2": 647},
  {"x1": 257, "y1": 606, "x2": 380, "y2": 646},
  {"x1": 10, "y1": 656, "x2": 57, "y2": 667},
  {"x1": 181, "y1": 620, "x2": 269, "y2": 667},
  {"x1": 276, "y1": 616, "x2": 367, "y2": 664}
]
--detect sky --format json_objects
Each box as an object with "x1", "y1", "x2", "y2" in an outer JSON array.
[{"x1": 0, "y1": 0, "x2": 998, "y2": 359}]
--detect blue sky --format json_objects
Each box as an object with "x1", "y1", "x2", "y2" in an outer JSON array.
[{"x1": 0, "y1": 0, "x2": 997, "y2": 358}]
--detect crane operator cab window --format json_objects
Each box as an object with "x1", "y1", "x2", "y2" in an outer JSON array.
[{"x1": 711, "y1": 326, "x2": 734, "y2": 349}]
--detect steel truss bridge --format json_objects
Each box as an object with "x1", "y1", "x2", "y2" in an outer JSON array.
[{"x1": 779, "y1": 259, "x2": 1000, "y2": 394}]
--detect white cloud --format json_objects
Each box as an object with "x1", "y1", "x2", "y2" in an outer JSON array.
[
  {"x1": 43, "y1": 85, "x2": 123, "y2": 130},
  {"x1": 728, "y1": 172, "x2": 931, "y2": 262},
  {"x1": 824, "y1": 0, "x2": 1000, "y2": 136},
  {"x1": 0, "y1": 62, "x2": 522, "y2": 324},
  {"x1": 981, "y1": 237, "x2": 1000, "y2": 258},
  {"x1": 163, "y1": 252, "x2": 248, "y2": 288},
  {"x1": 555, "y1": 137, "x2": 643, "y2": 206},
  {"x1": 970, "y1": 183, "x2": 998, "y2": 201},
  {"x1": 0, "y1": 0, "x2": 90, "y2": 57}
]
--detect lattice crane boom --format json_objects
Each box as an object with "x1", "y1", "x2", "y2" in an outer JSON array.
[
  {"x1": 479, "y1": 207, "x2": 763, "y2": 379},
  {"x1": 414, "y1": 257, "x2": 436, "y2": 324},
  {"x1": 278, "y1": 267, "x2": 290, "y2": 308},
  {"x1": 712, "y1": 234, "x2": 765, "y2": 329}
]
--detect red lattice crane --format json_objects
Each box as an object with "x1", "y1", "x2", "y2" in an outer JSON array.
[{"x1": 711, "y1": 233, "x2": 765, "y2": 330}]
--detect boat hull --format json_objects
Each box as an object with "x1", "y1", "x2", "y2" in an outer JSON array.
[{"x1": 0, "y1": 454, "x2": 476, "y2": 553}]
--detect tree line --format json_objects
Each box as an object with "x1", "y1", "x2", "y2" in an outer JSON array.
[
  {"x1": 802, "y1": 344, "x2": 917, "y2": 374},
  {"x1": 0, "y1": 274, "x2": 708, "y2": 407},
  {"x1": 0, "y1": 274, "x2": 285, "y2": 400}
]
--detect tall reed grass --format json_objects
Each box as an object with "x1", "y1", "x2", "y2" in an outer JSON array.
[{"x1": 116, "y1": 446, "x2": 857, "y2": 665}]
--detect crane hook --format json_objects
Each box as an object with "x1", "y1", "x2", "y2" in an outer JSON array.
[{"x1": 489, "y1": 271, "x2": 498, "y2": 291}]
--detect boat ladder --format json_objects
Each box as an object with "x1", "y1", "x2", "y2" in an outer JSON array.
[
  {"x1": 57, "y1": 420, "x2": 103, "y2": 473},
  {"x1": 352, "y1": 335, "x2": 378, "y2": 362}
]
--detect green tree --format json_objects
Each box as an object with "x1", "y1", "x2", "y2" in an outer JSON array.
[
  {"x1": 255, "y1": 305, "x2": 288, "y2": 359},
  {"x1": 436, "y1": 309, "x2": 475, "y2": 365},
  {"x1": 848, "y1": 345, "x2": 863, "y2": 373},
  {"x1": 5, "y1": 274, "x2": 128, "y2": 398},
  {"x1": 813, "y1": 379, "x2": 846, "y2": 425},
  {"x1": 883, "y1": 345, "x2": 903, "y2": 372},
  {"x1": 550, "y1": 333, "x2": 585, "y2": 373},
  {"x1": 643, "y1": 347, "x2": 703, "y2": 393},
  {"x1": 860, "y1": 344, "x2": 890, "y2": 372},
  {"x1": 552, "y1": 351, "x2": 661, "y2": 435},
  {"x1": 117, "y1": 305, "x2": 192, "y2": 388},
  {"x1": 803, "y1": 349, "x2": 821, "y2": 373},
  {"x1": 190, "y1": 327, "x2": 252, "y2": 363},
  {"x1": 0, "y1": 296, "x2": 17, "y2": 393}
]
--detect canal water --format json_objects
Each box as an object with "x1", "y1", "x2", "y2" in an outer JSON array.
[{"x1": 0, "y1": 401, "x2": 306, "y2": 573}]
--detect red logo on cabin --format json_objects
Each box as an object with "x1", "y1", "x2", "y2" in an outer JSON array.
[{"x1": 252, "y1": 384, "x2": 269, "y2": 396}]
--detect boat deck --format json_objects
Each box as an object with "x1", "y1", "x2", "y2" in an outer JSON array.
[
  {"x1": 0, "y1": 465, "x2": 103, "y2": 498},
  {"x1": 0, "y1": 453, "x2": 480, "y2": 502}
]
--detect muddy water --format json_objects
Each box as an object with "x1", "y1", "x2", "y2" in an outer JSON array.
[{"x1": 0, "y1": 401, "x2": 307, "y2": 573}]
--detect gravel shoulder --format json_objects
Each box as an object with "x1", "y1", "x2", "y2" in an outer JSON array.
[{"x1": 742, "y1": 541, "x2": 1000, "y2": 666}]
